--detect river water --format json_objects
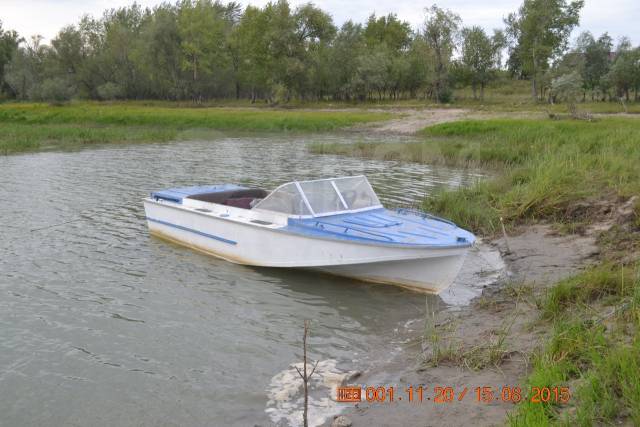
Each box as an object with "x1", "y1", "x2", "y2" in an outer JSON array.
[{"x1": 0, "y1": 133, "x2": 499, "y2": 427}]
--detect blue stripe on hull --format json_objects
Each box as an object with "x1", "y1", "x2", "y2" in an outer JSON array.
[{"x1": 146, "y1": 217, "x2": 237, "y2": 245}]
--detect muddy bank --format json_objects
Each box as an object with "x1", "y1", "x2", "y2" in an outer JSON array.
[{"x1": 325, "y1": 224, "x2": 598, "y2": 427}]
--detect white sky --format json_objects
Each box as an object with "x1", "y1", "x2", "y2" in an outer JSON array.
[{"x1": 1, "y1": 0, "x2": 638, "y2": 45}]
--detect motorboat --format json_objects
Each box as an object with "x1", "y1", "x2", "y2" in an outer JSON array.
[{"x1": 143, "y1": 176, "x2": 475, "y2": 293}]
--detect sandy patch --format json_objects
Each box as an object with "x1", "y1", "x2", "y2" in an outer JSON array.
[{"x1": 351, "y1": 109, "x2": 470, "y2": 135}]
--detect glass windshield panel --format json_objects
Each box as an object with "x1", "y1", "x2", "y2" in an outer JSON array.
[
  {"x1": 252, "y1": 182, "x2": 311, "y2": 216},
  {"x1": 254, "y1": 176, "x2": 380, "y2": 216},
  {"x1": 334, "y1": 176, "x2": 380, "y2": 210},
  {"x1": 299, "y1": 180, "x2": 345, "y2": 215}
]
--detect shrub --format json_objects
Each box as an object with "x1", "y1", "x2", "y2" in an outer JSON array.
[
  {"x1": 36, "y1": 78, "x2": 74, "y2": 103},
  {"x1": 97, "y1": 82, "x2": 124, "y2": 100}
]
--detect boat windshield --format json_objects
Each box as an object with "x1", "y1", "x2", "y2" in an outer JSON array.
[{"x1": 253, "y1": 176, "x2": 381, "y2": 217}]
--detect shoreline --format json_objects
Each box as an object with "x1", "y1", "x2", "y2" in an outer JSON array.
[{"x1": 325, "y1": 223, "x2": 600, "y2": 427}]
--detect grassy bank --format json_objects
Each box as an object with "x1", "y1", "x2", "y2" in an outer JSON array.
[
  {"x1": 0, "y1": 102, "x2": 390, "y2": 131},
  {"x1": 313, "y1": 116, "x2": 640, "y2": 424},
  {"x1": 509, "y1": 263, "x2": 640, "y2": 426},
  {"x1": 0, "y1": 102, "x2": 391, "y2": 154},
  {"x1": 312, "y1": 118, "x2": 640, "y2": 234}
]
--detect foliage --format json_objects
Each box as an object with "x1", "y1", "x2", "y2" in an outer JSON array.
[
  {"x1": 551, "y1": 71, "x2": 583, "y2": 114},
  {"x1": 606, "y1": 38, "x2": 640, "y2": 102},
  {"x1": 0, "y1": 20, "x2": 22, "y2": 96},
  {"x1": 577, "y1": 32, "x2": 613, "y2": 100},
  {"x1": 0, "y1": 0, "x2": 639, "y2": 104},
  {"x1": 96, "y1": 82, "x2": 124, "y2": 100},
  {"x1": 505, "y1": 0, "x2": 584, "y2": 100},
  {"x1": 4, "y1": 36, "x2": 47, "y2": 100},
  {"x1": 36, "y1": 77, "x2": 74, "y2": 102},
  {"x1": 458, "y1": 27, "x2": 506, "y2": 99},
  {"x1": 423, "y1": 4, "x2": 461, "y2": 103}
]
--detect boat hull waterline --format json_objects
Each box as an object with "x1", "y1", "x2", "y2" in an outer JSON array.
[{"x1": 144, "y1": 199, "x2": 471, "y2": 293}]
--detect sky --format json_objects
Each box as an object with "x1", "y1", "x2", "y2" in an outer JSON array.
[{"x1": 1, "y1": 0, "x2": 638, "y2": 45}]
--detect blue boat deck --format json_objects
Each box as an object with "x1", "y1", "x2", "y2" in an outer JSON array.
[
  {"x1": 285, "y1": 208, "x2": 475, "y2": 248},
  {"x1": 151, "y1": 184, "x2": 247, "y2": 204}
]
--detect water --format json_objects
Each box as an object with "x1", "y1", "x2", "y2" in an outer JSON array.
[{"x1": 0, "y1": 133, "x2": 497, "y2": 427}]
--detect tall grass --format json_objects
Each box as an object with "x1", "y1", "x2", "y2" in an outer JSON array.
[{"x1": 509, "y1": 264, "x2": 640, "y2": 426}]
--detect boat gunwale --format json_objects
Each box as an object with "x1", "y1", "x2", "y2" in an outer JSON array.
[{"x1": 143, "y1": 197, "x2": 475, "y2": 250}]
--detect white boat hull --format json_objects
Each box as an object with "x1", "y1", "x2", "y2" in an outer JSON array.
[{"x1": 144, "y1": 200, "x2": 470, "y2": 293}]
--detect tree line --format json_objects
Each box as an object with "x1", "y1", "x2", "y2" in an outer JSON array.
[{"x1": 0, "y1": 0, "x2": 638, "y2": 104}]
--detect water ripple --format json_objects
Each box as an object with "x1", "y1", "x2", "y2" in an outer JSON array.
[{"x1": 0, "y1": 133, "x2": 486, "y2": 426}]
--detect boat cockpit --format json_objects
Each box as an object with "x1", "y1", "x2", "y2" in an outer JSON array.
[
  {"x1": 252, "y1": 176, "x2": 382, "y2": 218},
  {"x1": 151, "y1": 176, "x2": 382, "y2": 218},
  {"x1": 187, "y1": 188, "x2": 268, "y2": 209}
]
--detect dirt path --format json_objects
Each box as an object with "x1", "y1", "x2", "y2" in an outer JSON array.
[
  {"x1": 344, "y1": 107, "x2": 639, "y2": 137},
  {"x1": 326, "y1": 226, "x2": 598, "y2": 427},
  {"x1": 351, "y1": 109, "x2": 470, "y2": 135}
]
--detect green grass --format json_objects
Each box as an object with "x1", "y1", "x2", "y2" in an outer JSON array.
[
  {"x1": 313, "y1": 117, "x2": 640, "y2": 235},
  {"x1": 509, "y1": 264, "x2": 640, "y2": 426},
  {"x1": 422, "y1": 118, "x2": 640, "y2": 234},
  {"x1": 542, "y1": 265, "x2": 635, "y2": 320},
  {"x1": 0, "y1": 102, "x2": 391, "y2": 131},
  {"x1": 452, "y1": 79, "x2": 640, "y2": 114},
  {"x1": 418, "y1": 119, "x2": 640, "y2": 426},
  {"x1": 0, "y1": 101, "x2": 392, "y2": 154}
]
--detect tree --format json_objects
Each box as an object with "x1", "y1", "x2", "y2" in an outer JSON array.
[
  {"x1": 459, "y1": 27, "x2": 506, "y2": 99},
  {"x1": 234, "y1": 5, "x2": 271, "y2": 102},
  {"x1": 289, "y1": 3, "x2": 336, "y2": 99},
  {"x1": 405, "y1": 37, "x2": 433, "y2": 99},
  {"x1": 423, "y1": 4, "x2": 461, "y2": 103},
  {"x1": 0, "y1": 21, "x2": 22, "y2": 96},
  {"x1": 352, "y1": 50, "x2": 389, "y2": 101},
  {"x1": 134, "y1": 4, "x2": 185, "y2": 99},
  {"x1": 75, "y1": 15, "x2": 110, "y2": 98},
  {"x1": 505, "y1": 0, "x2": 584, "y2": 101},
  {"x1": 328, "y1": 21, "x2": 365, "y2": 100},
  {"x1": 102, "y1": 5, "x2": 148, "y2": 98},
  {"x1": 364, "y1": 13, "x2": 411, "y2": 52},
  {"x1": 551, "y1": 71, "x2": 583, "y2": 115},
  {"x1": 178, "y1": 0, "x2": 228, "y2": 98},
  {"x1": 579, "y1": 32, "x2": 613, "y2": 100},
  {"x1": 4, "y1": 35, "x2": 48, "y2": 100},
  {"x1": 607, "y1": 38, "x2": 639, "y2": 102}
]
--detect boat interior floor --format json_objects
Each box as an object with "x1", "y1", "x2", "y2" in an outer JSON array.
[{"x1": 186, "y1": 188, "x2": 268, "y2": 210}]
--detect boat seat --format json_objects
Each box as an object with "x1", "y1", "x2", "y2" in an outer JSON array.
[
  {"x1": 186, "y1": 188, "x2": 268, "y2": 207},
  {"x1": 224, "y1": 197, "x2": 255, "y2": 209}
]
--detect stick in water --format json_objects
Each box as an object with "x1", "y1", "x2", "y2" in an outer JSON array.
[
  {"x1": 500, "y1": 216, "x2": 511, "y2": 254},
  {"x1": 295, "y1": 320, "x2": 318, "y2": 427}
]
